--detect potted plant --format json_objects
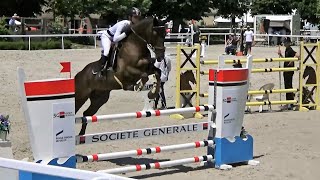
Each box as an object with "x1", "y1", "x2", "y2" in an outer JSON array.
[{"x1": 0, "y1": 114, "x2": 10, "y2": 141}]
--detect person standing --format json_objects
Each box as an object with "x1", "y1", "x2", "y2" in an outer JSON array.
[
  {"x1": 8, "y1": 13, "x2": 21, "y2": 32},
  {"x1": 154, "y1": 55, "x2": 171, "y2": 109},
  {"x1": 278, "y1": 37, "x2": 300, "y2": 110},
  {"x1": 244, "y1": 26, "x2": 254, "y2": 55}
]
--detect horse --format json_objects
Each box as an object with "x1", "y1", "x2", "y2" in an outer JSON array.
[
  {"x1": 179, "y1": 70, "x2": 197, "y2": 108},
  {"x1": 303, "y1": 65, "x2": 316, "y2": 84},
  {"x1": 75, "y1": 17, "x2": 166, "y2": 135},
  {"x1": 180, "y1": 70, "x2": 196, "y2": 91},
  {"x1": 300, "y1": 65, "x2": 317, "y2": 109}
]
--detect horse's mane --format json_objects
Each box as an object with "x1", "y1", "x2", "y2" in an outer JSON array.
[{"x1": 132, "y1": 17, "x2": 154, "y2": 32}]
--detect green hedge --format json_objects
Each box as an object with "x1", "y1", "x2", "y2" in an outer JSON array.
[
  {"x1": 67, "y1": 36, "x2": 95, "y2": 45},
  {"x1": 0, "y1": 40, "x2": 72, "y2": 50}
]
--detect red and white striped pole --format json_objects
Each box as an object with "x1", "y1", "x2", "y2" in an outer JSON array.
[
  {"x1": 77, "y1": 140, "x2": 214, "y2": 163},
  {"x1": 98, "y1": 155, "x2": 213, "y2": 174},
  {"x1": 75, "y1": 105, "x2": 215, "y2": 124}
]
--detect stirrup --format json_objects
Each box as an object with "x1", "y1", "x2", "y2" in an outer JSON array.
[{"x1": 92, "y1": 65, "x2": 106, "y2": 76}]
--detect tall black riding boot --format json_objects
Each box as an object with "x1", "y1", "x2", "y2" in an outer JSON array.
[{"x1": 99, "y1": 55, "x2": 108, "y2": 71}]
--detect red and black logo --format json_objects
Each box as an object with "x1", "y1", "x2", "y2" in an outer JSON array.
[
  {"x1": 223, "y1": 97, "x2": 237, "y2": 103},
  {"x1": 203, "y1": 123, "x2": 208, "y2": 130},
  {"x1": 59, "y1": 112, "x2": 65, "y2": 118},
  {"x1": 53, "y1": 111, "x2": 74, "y2": 118}
]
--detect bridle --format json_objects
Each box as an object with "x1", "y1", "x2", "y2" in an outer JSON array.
[{"x1": 130, "y1": 26, "x2": 166, "y2": 54}]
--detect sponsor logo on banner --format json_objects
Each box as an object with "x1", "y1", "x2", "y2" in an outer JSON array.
[
  {"x1": 56, "y1": 130, "x2": 63, "y2": 136},
  {"x1": 53, "y1": 111, "x2": 74, "y2": 118},
  {"x1": 223, "y1": 97, "x2": 237, "y2": 103},
  {"x1": 90, "y1": 124, "x2": 199, "y2": 143},
  {"x1": 223, "y1": 113, "x2": 235, "y2": 124},
  {"x1": 53, "y1": 110, "x2": 74, "y2": 143},
  {"x1": 55, "y1": 129, "x2": 73, "y2": 143}
]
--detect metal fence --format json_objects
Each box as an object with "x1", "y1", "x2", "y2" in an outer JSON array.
[{"x1": 0, "y1": 31, "x2": 320, "y2": 51}]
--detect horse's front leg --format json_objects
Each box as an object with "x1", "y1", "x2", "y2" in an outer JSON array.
[{"x1": 147, "y1": 66, "x2": 161, "y2": 99}]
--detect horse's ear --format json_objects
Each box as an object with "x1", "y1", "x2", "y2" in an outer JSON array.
[
  {"x1": 153, "y1": 16, "x2": 159, "y2": 26},
  {"x1": 160, "y1": 16, "x2": 169, "y2": 23}
]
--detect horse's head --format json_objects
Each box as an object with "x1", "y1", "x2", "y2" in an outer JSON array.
[
  {"x1": 132, "y1": 16, "x2": 166, "y2": 62},
  {"x1": 233, "y1": 60, "x2": 243, "y2": 68},
  {"x1": 182, "y1": 70, "x2": 196, "y2": 85},
  {"x1": 303, "y1": 65, "x2": 317, "y2": 84},
  {"x1": 303, "y1": 66, "x2": 312, "y2": 79}
]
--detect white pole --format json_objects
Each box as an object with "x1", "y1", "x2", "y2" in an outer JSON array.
[
  {"x1": 62, "y1": 36, "x2": 64, "y2": 50},
  {"x1": 98, "y1": 155, "x2": 213, "y2": 174},
  {"x1": 75, "y1": 105, "x2": 215, "y2": 123},
  {"x1": 28, "y1": 36, "x2": 30, "y2": 51},
  {"x1": 0, "y1": 157, "x2": 133, "y2": 180},
  {"x1": 191, "y1": 23, "x2": 194, "y2": 45},
  {"x1": 77, "y1": 140, "x2": 214, "y2": 162}
]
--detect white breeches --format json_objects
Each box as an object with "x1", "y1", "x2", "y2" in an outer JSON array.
[{"x1": 100, "y1": 33, "x2": 112, "y2": 56}]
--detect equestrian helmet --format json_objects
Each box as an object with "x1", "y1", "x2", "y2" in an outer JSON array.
[{"x1": 128, "y1": 7, "x2": 141, "y2": 16}]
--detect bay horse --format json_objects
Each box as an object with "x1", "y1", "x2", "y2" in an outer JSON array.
[{"x1": 75, "y1": 17, "x2": 166, "y2": 135}]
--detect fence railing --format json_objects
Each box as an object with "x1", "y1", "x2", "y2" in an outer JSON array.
[{"x1": 1, "y1": 32, "x2": 320, "y2": 51}]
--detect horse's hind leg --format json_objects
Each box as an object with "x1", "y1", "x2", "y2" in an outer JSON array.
[{"x1": 79, "y1": 90, "x2": 111, "y2": 135}]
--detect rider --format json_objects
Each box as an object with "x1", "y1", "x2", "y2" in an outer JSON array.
[{"x1": 96, "y1": 7, "x2": 142, "y2": 73}]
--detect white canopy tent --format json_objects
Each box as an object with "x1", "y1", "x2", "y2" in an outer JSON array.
[{"x1": 214, "y1": 13, "x2": 254, "y2": 23}]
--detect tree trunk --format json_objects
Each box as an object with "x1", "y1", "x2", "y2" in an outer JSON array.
[
  {"x1": 231, "y1": 15, "x2": 236, "y2": 34},
  {"x1": 172, "y1": 18, "x2": 184, "y2": 33}
]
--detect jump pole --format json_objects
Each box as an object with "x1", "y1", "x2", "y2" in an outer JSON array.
[
  {"x1": 76, "y1": 105, "x2": 214, "y2": 124},
  {"x1": 98, "y1": 155, "x2": 214, "y2": 174},
  {"x1": 76, "y1": 140, "x2": 214, "y2": 163}
]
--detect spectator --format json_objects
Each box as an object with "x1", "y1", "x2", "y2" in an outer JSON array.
[
  {"x1": 8, "y1": 13, "x2": 21, "y2": 32},
  {"x1": 191, "y1": 19, "x2": 200, "y2": 45},
  {"x1": 225, "y1": 34, "x2": 238, "y2": 55},
  {"x1": 244, "y1": 25, "x2": 254, "y2": 55},
  {"x1": 154, "y1": 55, "x2": 171, "y2": 110},
  {"x1": 278, "y1": 37, "x2": 300, "y2": 110}
]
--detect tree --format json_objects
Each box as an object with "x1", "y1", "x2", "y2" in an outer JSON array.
[
  {"x1": 293, "y1": 0, "x2": 320, "y2": 24},
  {"x1": 98, "y1": 0, "x2": 152, "y2": 24},
  {"x1": 251, "y1": 0, "x2": 294, "y2": 15},
  {"x1": 0, "y1": 0, "x2": 46, "y2": 17},
  {"x1": 213, "y1": 0, "x2": 251, "y2": 33},
  {"x1": 148, "y1": 0, "x2": 213, "y2": 32},
  {"x1": 46, "y1": 0, "x2": 152, "y2": 24},
  {"x1": 46, "y1": 0, "x2": 81, "y2": 19}
]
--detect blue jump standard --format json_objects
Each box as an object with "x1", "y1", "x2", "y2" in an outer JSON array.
[
  {"x1": 19, "y1": 156, "x2": 77, "y2": 180},
  {"x1": 208, "y1": 135, "x2": 254, "y2": 168}
]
